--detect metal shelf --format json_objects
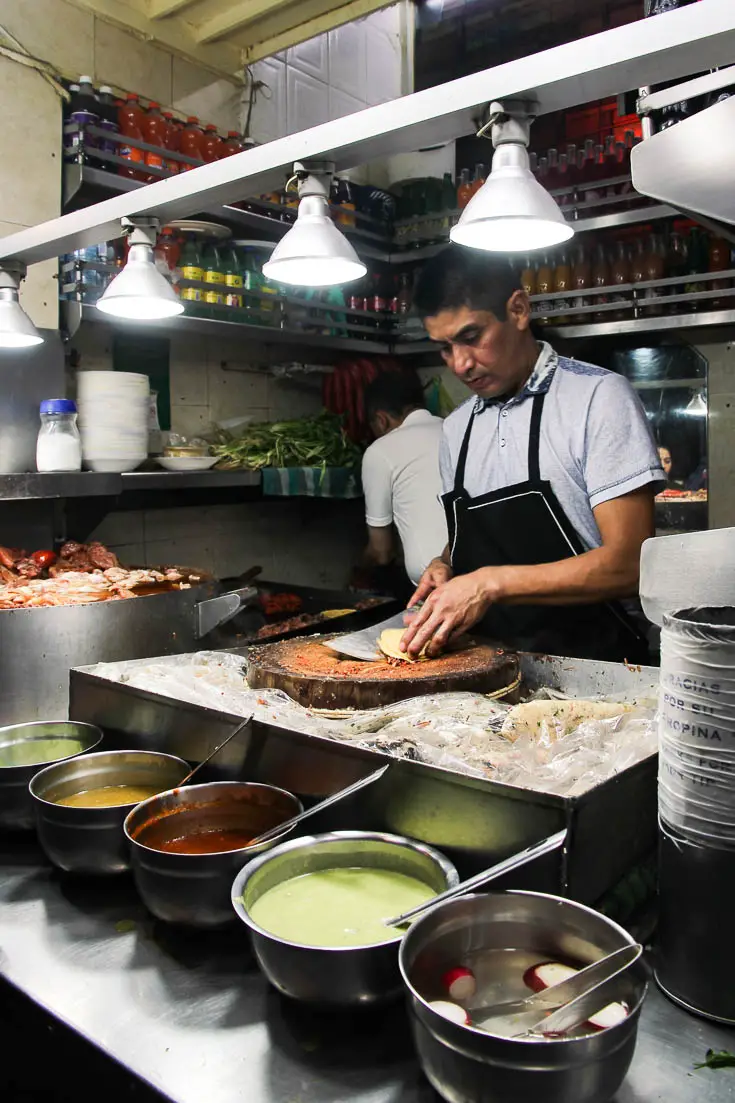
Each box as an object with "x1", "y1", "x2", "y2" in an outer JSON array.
[
  {"x1": 61, "y1": 301, "x2": 393, "y2": 354},
  {"x1": 0, "y1": 472, "x2": 121, "y2": 501},
  {"x1": 547, "y1": 308, "x2": 735, "y2": 339},
  {"x1": 0, "y1": 469, "x2": 261, "y2": 501},
  {"x1": 62, "y1": 164, "x2": 393, "y2": 263}
]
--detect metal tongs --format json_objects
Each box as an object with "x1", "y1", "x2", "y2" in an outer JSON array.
[{"x1": 471, "y1": 943, "x2": 643, "y2": 1038}]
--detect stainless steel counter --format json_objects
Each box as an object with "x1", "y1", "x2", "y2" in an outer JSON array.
[{"x1": 1, "y1": 836, "x2": 734, "y2": 1103}]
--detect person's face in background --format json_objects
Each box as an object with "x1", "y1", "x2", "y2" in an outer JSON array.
[{"x1": 659, "y1": 446, "x2": 673, "y2": 476}]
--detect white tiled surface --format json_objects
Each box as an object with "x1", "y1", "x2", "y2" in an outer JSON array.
[
  {"x1": 287, "y1": 33, "x2": 329, "y2": 82},
  {"x1": 247, "y1": 3, "x2": 406, "y2": 141},
  {"x1": 286, "y1": 67, "x2": 329, "y2": 134},
  {"x1": 172, "y1": 58, "x2": 242, "y2": 132},
  {"x1": 248, "y1": 57, "x2": 288, "y2": 144},
  {"x1": 365, "y1": 25, "x2": 403, "y2": 104},
  {"x1": 329, "y1": 22, "x2": 367, "y2": 101},
  {"x1": 329, "y1": 86, "x2": 366, "y2": 122}
]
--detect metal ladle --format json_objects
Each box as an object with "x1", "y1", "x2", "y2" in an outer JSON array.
[
  {"x1": 384, "y1": 828, "x2": 568, "y2": 927},
  {"x1": 246, "y1": 763, "x2": 390, "y2": 848}
]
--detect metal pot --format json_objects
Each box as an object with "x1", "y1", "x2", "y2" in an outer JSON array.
[
  {"x1": 29, "y1": 749, "x2": 190, "y2": 874},
  {"x1": 0, "y1": 721, "x2": 103, "y2": 830},
  {"x1": 0, "y1": 572, "x2": 256, "y2": 725},
  {"x1": 125, "y1": 781, "x2": 302, "y2": 928},
  {"x1": 399, "y1": 891, "x2": 647, "y2": 1103},
  {"x1": 232, "y1": 830, "x2": 459, "y2": 1007}
]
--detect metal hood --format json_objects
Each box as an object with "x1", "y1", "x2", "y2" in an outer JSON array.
[{"x1": 632, "y1": 94, "x2": 735, "y2": 228}]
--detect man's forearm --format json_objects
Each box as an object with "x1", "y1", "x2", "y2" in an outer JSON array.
[{"x1": 486, "y1": 546, "x2": 639, "y2": 606}]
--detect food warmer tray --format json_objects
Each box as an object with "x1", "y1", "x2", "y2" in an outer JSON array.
[
  {"x1": 211, "y1": 579, "x2": 401, "y2": 647},
  {"x1": 69, "y1": 650, "x2": 659, "y2": 908}
]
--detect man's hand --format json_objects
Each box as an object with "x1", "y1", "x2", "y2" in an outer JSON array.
[
  {"x1": 402, "y1": 569, "x2": 504, "y2": 657},
  {"x1": 407, "y1": 556, "x2": 453, "y2": 608}
]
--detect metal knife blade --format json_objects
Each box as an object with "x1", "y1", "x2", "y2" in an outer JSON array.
[{"x1": 323, "y1": 611, "x2": 409, "y2": 662}]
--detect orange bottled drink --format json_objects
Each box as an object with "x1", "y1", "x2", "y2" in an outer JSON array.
[
  {"x1": 470, "y1": 163, "x2": 488, "y2": 196},
  {"x1": 457, "y1": 168, "x2": 473, "y2": 209}
]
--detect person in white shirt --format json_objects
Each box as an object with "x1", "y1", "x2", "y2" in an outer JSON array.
[{"x1": 357, "y1": 372, "x2": 447, "y2": 589}]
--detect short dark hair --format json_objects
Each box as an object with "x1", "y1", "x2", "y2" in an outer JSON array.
[
  {"x1": 364, "y1": 371, "x2": 426, "y2": 421},
  {"x1": 413, "y1": 245, "x2": 521, "y2": 319}
]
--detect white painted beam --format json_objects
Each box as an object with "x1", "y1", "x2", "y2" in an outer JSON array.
[{"x1": 3, "y1": 0, "x2": 735, "y2": 266}]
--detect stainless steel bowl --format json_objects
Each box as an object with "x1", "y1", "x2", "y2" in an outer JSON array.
[
  {"x1": 232, "y1": 830, "x2": 460, "y2": 1007},
  {"x1": 29, "y1": 749, "x2": 190, "y2": 874},
  {"x1": 125, "y1": 781, "x2": 302, "y2": 928},
  {"x1": 399, "y1": 890, "x2": 647, "y2": 1103},
  {"x1": 0, "y1": 721, "x2": 103, "y2": 831}
]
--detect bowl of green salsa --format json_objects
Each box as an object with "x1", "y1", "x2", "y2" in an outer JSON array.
[
  {"x1": 0, "y1": 720, "x2": 103, "y2": 830},
  {"x1": 232, "y1": 830, "x2": 459, "y2": 1006}
]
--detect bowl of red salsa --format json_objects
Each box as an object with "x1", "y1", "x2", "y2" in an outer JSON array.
[{"x1": 124, "y1": 780, "x2": 302, "y2": 928}]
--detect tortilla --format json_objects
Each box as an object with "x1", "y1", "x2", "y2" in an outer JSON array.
[
  {"x1": 378, "y1": 628, "x2": 430, "y2": 663},
  {"x1": 501, "y1": 699, "x2": 633, "y2": 742}
]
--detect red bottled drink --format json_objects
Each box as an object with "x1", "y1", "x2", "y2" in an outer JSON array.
[
  {"x1": 219, "y1": 131, "x2": 245, "y2": 158},
  {"x1": 141, "y1": 102, "x2": 167, "y2": 179},
  {"x1": 201, "y1": 123, "x2": 223, "y2": 163},
  {"x1": 118, "y1": 92, "x2": 144, "y2": 134},
  {"x1": 161, "y1": 111, "x2": 180, "y2": 174},
  {"x1": 179, "y1": 116, "x2": 204, "y2": 169}
]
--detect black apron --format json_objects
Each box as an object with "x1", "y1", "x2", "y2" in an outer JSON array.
[{"x1": 443, "y1": 391, "x2": 648, "y2": 663}]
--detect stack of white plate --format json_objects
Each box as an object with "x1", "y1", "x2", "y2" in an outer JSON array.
[{"x1": 77, "y1": 371, "x2": 150, "y2": 473}]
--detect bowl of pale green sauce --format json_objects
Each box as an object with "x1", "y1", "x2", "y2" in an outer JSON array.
[
  {"x1": 232, "y1": 830, "x2": 458, "y2": 1006},
  {"x1": 0, "y1": 721, "x2": 103, "y2": 831}
]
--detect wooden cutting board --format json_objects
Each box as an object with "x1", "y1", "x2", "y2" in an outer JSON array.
[{"x1": 247, "y1": 635, "x2": 520, "y2": 709}]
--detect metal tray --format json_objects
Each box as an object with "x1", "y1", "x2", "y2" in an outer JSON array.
[
  {"x1": 212, "y1": 579, "x2": 400, "y2": 647},
  {"x1": 69, "y1": 650, "x2": 659, "y2": 906}
]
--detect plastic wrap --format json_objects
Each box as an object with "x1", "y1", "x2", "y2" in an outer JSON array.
[{"x1": 89, "y1": 652, "x2": 657, "y2": 797}]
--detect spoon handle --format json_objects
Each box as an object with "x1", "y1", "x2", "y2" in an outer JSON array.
[
  {"x1": 385, "y1": 828, "x2": 567, "y2": 928},
  {"x1": 178, "y1": 715, "x2": 252, "y2": 786},
  {"x1": 247, "y1": 763, "x2": 390, "y2": 848}
]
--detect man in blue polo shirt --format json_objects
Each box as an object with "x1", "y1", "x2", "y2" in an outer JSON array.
[{"x1": 401, "y1": 246, "x2": 665, "y2": 663}]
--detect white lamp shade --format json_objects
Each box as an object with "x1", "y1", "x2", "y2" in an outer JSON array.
[
  {"x1": 450, "y1": 144, "x2": 573, "y2": 253},
  {"x1": 97, "y1": 243, "x2": 184, "y2": 320},
  {"x1": 0, "y1": 288, "x2": 43, "y2": 348},
  {"x1": 684, "y1": 390, "x2": 708, "y2": 417},
  {"x1": 262, "y1": 196, "x2": 366, "y2": 287}
]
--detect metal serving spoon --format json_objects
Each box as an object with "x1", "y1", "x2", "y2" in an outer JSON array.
[
  {"x1": 384, "y1": 829, "x2": 568, "y2": 928},
  {"x1": 178, "y1": 715, "x2": 253, "y2": 787},
  {"x1": 246, "y1": 763, "x2": 390, "y2": 848}
]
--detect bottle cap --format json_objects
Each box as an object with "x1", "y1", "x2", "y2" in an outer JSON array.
[
  {"x1": 186, "y1": 115, "x2": 199, "y2": 124},
  {"x1": 40, "y1": 399, "x2": 77, "y2": 415},
  {"x1": 99, "y1": 86, "x2": 113, "y2": 95}
]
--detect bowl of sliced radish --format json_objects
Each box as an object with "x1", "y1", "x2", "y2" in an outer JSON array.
[{"x1": 399, "y1": 890, "x2": 647, "y2": 1103}]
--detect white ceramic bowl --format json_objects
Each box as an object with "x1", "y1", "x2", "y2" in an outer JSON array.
[
  {"x1": 85, "y1": 456, "x2": 146, "y2": 473},
  {"x1": 156, "y1": 456, "x2": 218, "y2": 472}
]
